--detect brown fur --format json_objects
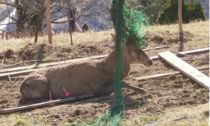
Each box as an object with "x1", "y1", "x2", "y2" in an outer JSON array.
[{"x1": 19, "y1": 35, "x2": 153, "y2": 105}]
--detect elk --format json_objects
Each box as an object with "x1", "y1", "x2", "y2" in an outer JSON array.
[{"x1": 19, "y1": 34, "x2": 153, "y2": 105}]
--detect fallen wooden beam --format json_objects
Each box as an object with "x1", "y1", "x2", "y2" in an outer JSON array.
[
  {"x1": 158, "y1": 51, "x2": 210, "y2": 89},
  {"x1": 144, "y1": 46, "x2": 170, "y2": 51},
  {"x1": 0, "y1": 69, "x2": 36, "y2": 78},
  {"x1": 176, "y1": 48, "x2": 209, "y2": 56},
  {"x1": 0, "y1": 46, "x2": 168, "y2": 69},
  {"x1": 0, "y1": 93, "x2": 94, "y2": 114},
  {"x1": 0, "y1": 48, "x2": 209, "y2": 78},
  {"x1": 134, "y1": 66, "x2": 209, "y2": 81},
  {"x1": 0, "y1": 55, "x2": 107, "y2": 73}
]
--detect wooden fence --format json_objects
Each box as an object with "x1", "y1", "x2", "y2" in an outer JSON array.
[{"x1": 0, "y1": 31, "x2": 65, "y2": 40}]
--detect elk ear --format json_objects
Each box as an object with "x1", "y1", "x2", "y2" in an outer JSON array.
[{"x1": 111, "y1": 33, "x2": 115, "y2": 41}]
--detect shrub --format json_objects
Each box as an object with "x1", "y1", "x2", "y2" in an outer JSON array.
[{"x1": 157, "y1": 0, "x2": 206, "y2": 24}]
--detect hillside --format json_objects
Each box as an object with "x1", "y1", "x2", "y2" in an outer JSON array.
[{"x1": 0, "y1": 21, "x2": 209, "y2": 125}]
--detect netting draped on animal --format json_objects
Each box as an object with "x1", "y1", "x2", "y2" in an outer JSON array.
[{"x1": 94, "y1": 0, "x2": 149, "y2": 125}]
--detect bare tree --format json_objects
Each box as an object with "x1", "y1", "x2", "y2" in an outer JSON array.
[{"x1": 0, "y1": 0, "x2": 111, "y2": 43}]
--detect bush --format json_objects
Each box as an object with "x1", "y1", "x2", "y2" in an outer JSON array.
[{"x1": 157, "y1": 0, "x2": 206, "y2": 24}]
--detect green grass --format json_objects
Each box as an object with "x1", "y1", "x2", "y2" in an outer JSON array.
[
  {"x1": 0, "y1": 114, "x2": 47, "y2": 126},
  {"x1": 124, "y1": 103, "x2": 209, "y2": 126}
]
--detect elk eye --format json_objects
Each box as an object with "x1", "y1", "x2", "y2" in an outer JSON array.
[{"x1": 132, "y1": 49, "x2": 138, "y2": 52}]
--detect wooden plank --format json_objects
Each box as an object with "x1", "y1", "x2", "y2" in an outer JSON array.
[
  {"x1": 0, "y1": 48, "x2": 209, "y2": 77},
  {"x1": 144, "y1": 46, "x2": 170, "y2": 51},
  {"x1": 1, "y1": 47, "x2": 208, "y2": 73},
  {"x1": 158, "y1": 51, "x2": 210, "y2": 89},
  {"x1": 177, "y1": 48, "x2": 209, "y2": 55},
  {"x1": 135, "y1": 72, "x2": 179, "y2": 81},
  {"x1": 134, "y1": 66, "x2": 209, "y2": 81},
  {"x1": 0, "y1": 93, "x2": 94, "y2": 114},
  {"x1": 0, "y1": 55, "x2": 107, "y2": 78},
  {"x1": 0, "y1": 69, "x2": 36, "y2": 78}
]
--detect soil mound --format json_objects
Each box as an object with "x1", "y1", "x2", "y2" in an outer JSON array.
[{"x1": 18, "y1": 43, "x2": 52, "y2": 60}]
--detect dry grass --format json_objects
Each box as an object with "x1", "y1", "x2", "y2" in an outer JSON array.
[
  {"x1": 148, "y1": 20, "x2": 209, "y2": 37},
  {"x1": 124, "y1": 103, "x2": 209, "y2": 126},
  {"x1": 0, "y1": 21, "x2": 209, "y2": 54},
  {"x1": 0, "y1": 29, "x2": 115, "y2": 54}
]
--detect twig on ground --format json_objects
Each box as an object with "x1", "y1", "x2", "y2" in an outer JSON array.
[
  {"x1": 8, "y1": 75, "x2": 11, "y2": 83},
  {"x1": 122, "y1": 82, "x2": 147, "y2": 94},
  {"x1": 143, "y1": 46, "x2": 170, "y2": 51},
  {"x1": 0, "y1": 93, "x2": 94, "y2": 114},
  {"x1": 1, "y1": 57, "x2": 4, "y2": 68},
  {"x1": 182, "y1": 58, "x2": 209, "y2": 62},
  {"x1": 143, "y1": 116, "x2": 187, "y2": 126}
]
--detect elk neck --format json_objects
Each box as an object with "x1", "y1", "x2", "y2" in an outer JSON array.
[{"x1": 98, "y1": 47, "x2": 132, "y2": 79}]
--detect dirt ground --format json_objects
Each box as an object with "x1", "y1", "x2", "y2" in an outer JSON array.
[{"x1": 0, "y1": 31, "x2": 209, "y2": 125}]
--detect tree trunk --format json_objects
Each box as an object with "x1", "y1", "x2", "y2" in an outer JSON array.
[
  {"x1": 178, "y1": 0, "x2": 183, "y2": 51},
  {"x1": 34, "y1": 8, "x2": 45, "y2": 43},
  {"x1": 46, "y1": 0, "x2": 52, "y2": 44},
  {"x1": 68, "y1": 6, "x2": 73, "y2": 45}
]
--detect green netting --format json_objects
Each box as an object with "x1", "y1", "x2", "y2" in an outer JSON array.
[{"x1": 94, "y1": 0, "x2": 149, "y2": 125}]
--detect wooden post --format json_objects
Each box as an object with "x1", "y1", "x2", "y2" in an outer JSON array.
[
  {"x1": 27, "y1": 32, "x2": 30, "y2": 38},
  {"x1": 178, "y1": 0, "x2": 183, "y2": 51},
  {"x1": 46, "y1": 0, "x2": 52, "y2": 44},
  {"x1": 10, "y1": 32, "x2": 13, "y2": 39},
  {"x1": 6, "y1": 33, "x2": 8, "y2": 40},
  {"x1": 32, "y1": 32, "x2": 34, "y2": 37},
  {"x1": 68, "y1": 7, "x2": 73, "y2": 45},
  {"x1": 22, "y1": 32, "x2": 25, "y2": 38},
  {"x1": 1, "y1": 32, "x2": 4, "y2": 39},
  {"x1": 14, "y1": 32, "x2": 17, "y2": 39},
  {"x1": 18, "y1": 32, "x2": 21, "y2": 39}
]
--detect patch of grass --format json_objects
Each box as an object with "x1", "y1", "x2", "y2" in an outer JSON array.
[
  {"x1": 124, "y1": 103, "x2": 209, "y2": 126},
  {"x1": 44, "y1": 55, "x2": 51, "y2": 60},
  {"x1": 63, "y1": 46, "x2": 72, "y2": 53},
  {"x1": 14, "y1": 119, "x2": 29, "y2": 126},
  {"x1": 198, "y1": 41, "x2": 209, "y2": 44},
  {"x1": 0, "y1": 114, "x2": 47, "y2": 126},
  {"x1": 0, "y1": 29, "x2": 114, "y2": 54}
]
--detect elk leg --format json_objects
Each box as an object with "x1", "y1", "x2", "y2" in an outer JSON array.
[
  {"x1": 92, "y1": 81, "x2": 114, "y2": 96},
  {"x1": 122, "y1": 82, "x2": 147, "y2": 94}
]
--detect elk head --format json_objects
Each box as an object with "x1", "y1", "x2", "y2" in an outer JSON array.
[{"x1": 111, "y1": 33, "x2": 153, "y2": 66}]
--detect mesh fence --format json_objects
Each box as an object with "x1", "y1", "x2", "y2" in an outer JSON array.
[{"x1": 94, "y1": 0, "x2": 149, "y2": 125}]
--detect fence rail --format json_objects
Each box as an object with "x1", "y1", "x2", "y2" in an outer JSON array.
[{"x1": 0, "y1": 31, "x2": 65, "y2": 40}]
